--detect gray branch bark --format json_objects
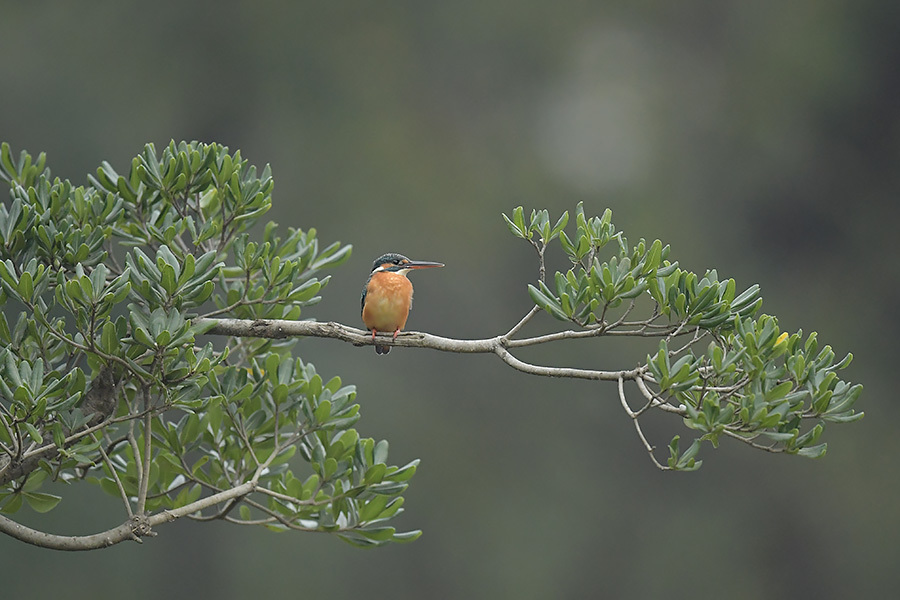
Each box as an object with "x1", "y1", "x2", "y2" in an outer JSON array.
[
  {"x1": 195, "y1": 317, "x2": 645, "y2": 381},
  {"x1": 0, "y1": 482, "x2": 255, "y2": 551}
]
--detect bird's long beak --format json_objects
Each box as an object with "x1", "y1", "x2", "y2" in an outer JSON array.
[{"x1": 405, "y1": 260, "x2": 444, "y2": 269}]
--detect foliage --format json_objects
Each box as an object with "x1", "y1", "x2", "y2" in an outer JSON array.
[
  {"x1": 503, "y1": 204, "x2": 863, "y2": 469},
  {"x1": 0, "y1": 141, "x2": 418, "y2": 547}
]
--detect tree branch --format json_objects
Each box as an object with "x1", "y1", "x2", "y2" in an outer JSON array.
[
  {"x1": 0, "y1": 480, "x2": 258, "y2": 551},
  {"x1": 494, "y1": 346, "x2": 643, "y2": 381},
  {"x1": 197, "y1": 318, "x2": 498, "y2": 352},
  {"x1": 0, "y1": 513, "x2": 150, "y2": 551},
  {"x1": 195, "y1": 317, "x2": 648, "y2": 382}
]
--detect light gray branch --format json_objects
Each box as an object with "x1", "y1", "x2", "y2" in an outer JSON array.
[
  {"x1": 0, "y1": 481, "x2": 256, "y2": 551},
  {"x1": 196, "y1": 317, "x2": 499, "y2": 352},
  {"x1": 493, "y1": 346, "x2": 643, "y2": 381},
  {"x1": 194, "y1": 317, "x2": 647, "y2": 382}
]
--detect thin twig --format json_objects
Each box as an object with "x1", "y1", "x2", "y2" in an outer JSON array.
[
  {"x1": 634, "y1": 377, "x2": 686, "y2": 415},
  {"x1": 135, "y1": 388, "x2": 153, "y2": 515},
  {"x1": 720, "y1": 429, "x2": 785, "y2": 453},
  {"x1": 503, "y1": 305, "x2": 541, "y2": 339},
  {"x1": 93, "y1": 433, "x2": 133, "y2": 518},
  {"x1": 618, "y1": 377, "x2": 670, "y2": 471}
]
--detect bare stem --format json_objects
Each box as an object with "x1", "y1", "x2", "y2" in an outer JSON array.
[
  {"x1": 618, "y1": 377, "x2": 671, "y2": 471},
  {"x1": 94, "y1": 433, "x2": 134, "y2": 518},
  {"x1": 504, "y1": 305, "x2": 541, "y2": 339},
  {"x1": 135, "y1": 388, "x2": 152, "y2": 515}
]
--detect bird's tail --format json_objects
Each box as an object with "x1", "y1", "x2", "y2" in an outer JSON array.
[{"x1": 375, "y1": 344, "x2": 391, "y2": 355}]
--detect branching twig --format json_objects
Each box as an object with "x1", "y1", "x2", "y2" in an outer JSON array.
[
  {"x1": 93, "y1": 433, "x2": 133, "y2": 518},
  {"x1": 720, "y1": 429, "x2": 785, "y2": 453},
  {"x1": 634, "y1": 377, "x2": 686, "y2": 415},
  {"x1": 618, "y1": 377, "x2": 670, "y2": 470},
  {"x1": 503, "y1": 306, "x2": 541, "y2": 339}
]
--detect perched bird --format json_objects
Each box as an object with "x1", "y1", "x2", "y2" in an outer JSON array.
[{"x1": 361, "y1": 253, "x2": 443, "y2": 354}]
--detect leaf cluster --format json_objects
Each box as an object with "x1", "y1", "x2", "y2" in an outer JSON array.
[
  {"x1": 0, "y1": 141, "x2": 416, "y2": 545},
  {"x1": 504, "y1": 203, "x2": 863, "y2": 469}
]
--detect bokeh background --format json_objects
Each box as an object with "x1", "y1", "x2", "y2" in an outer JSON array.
[{"x1": 2, "y1": 1, "x2": 898, "y2": 598}]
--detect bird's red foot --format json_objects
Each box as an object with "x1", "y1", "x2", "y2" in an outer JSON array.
[{"x1": 392, "y1": 328, "x2": 401, "y2": 341}]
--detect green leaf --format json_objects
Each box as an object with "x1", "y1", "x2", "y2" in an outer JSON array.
[
  {"x1": 359, "y1": 495, "x2": 391, "y2": 522},
  {"x1": 373, "y1": 439, "x2": 389, "y2": 464},
  {"x1": 364, "y1": 463, "x2": 387, "y2": 485},
  {"x1": 23, "y1": 422, "x2": 42, "y2": 443},
  {"x1": 356, "y1": 526, "x2": 396, "y2": 542},
  {"x1": 99, "y1": 320, "x2": 119, "y2": 353},
  {"x1": 17, "y1": 270, "x2": 33, "y2": 302},
  {"x1": 391, "y1": 530, "x2": 423, "y2": 543},
  {"x1": 502, "y1": 213, "x2": 526, "y2": 239},
  {"x1": 314, "y1": 400, "x2": 332, "y2": 422},
  {"x1": 732, "y1": 284, "x2": 761, "y2": 310},
  {"x1": 22, "y1": 469, "x2": 49, "y2": 492},
  {"x1": 528, "y1": 284, "x2": 568, "y2": 321},
  {"x1": 821, "y1": 411, "x2": 864, "y2": 423},
  {"x1": 549, "y1": 210, "x2": 569, "y2": 241},
  {"x1": 644, "y1": 239, "x2": 662, "y2": 273},
  {"x1": 795, "y1": 443, "x2": 827, "y2": 459},
  {"x1": 386, "y1": 460, "x2": 419, "y2": 482},
  {"x1": 676, "y1": 439, "x2": 702, "y2": 470},
  {"x1": 0, "y1": 493, "x2": 24, "y2": 514},
  {"x1": 23, "y1": 491, "x2": 62, "y2": 513}
]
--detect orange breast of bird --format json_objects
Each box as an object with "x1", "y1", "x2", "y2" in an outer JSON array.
[{"x1": 362, "y1": 271, "x2": 414, "y2": 333}]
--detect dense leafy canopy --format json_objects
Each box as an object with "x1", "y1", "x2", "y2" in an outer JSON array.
[{"x1": 0, "y1": 141, "x2": 418, "y2": 547}]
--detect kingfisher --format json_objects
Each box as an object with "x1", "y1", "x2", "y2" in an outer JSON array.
[{"x1": 361, "y1": 253, "x2": 444, "y2": 354}]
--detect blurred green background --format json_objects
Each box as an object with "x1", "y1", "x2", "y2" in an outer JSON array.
[{"x1": 2, "y1": 1, "x2": 898, "y2": 598}]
